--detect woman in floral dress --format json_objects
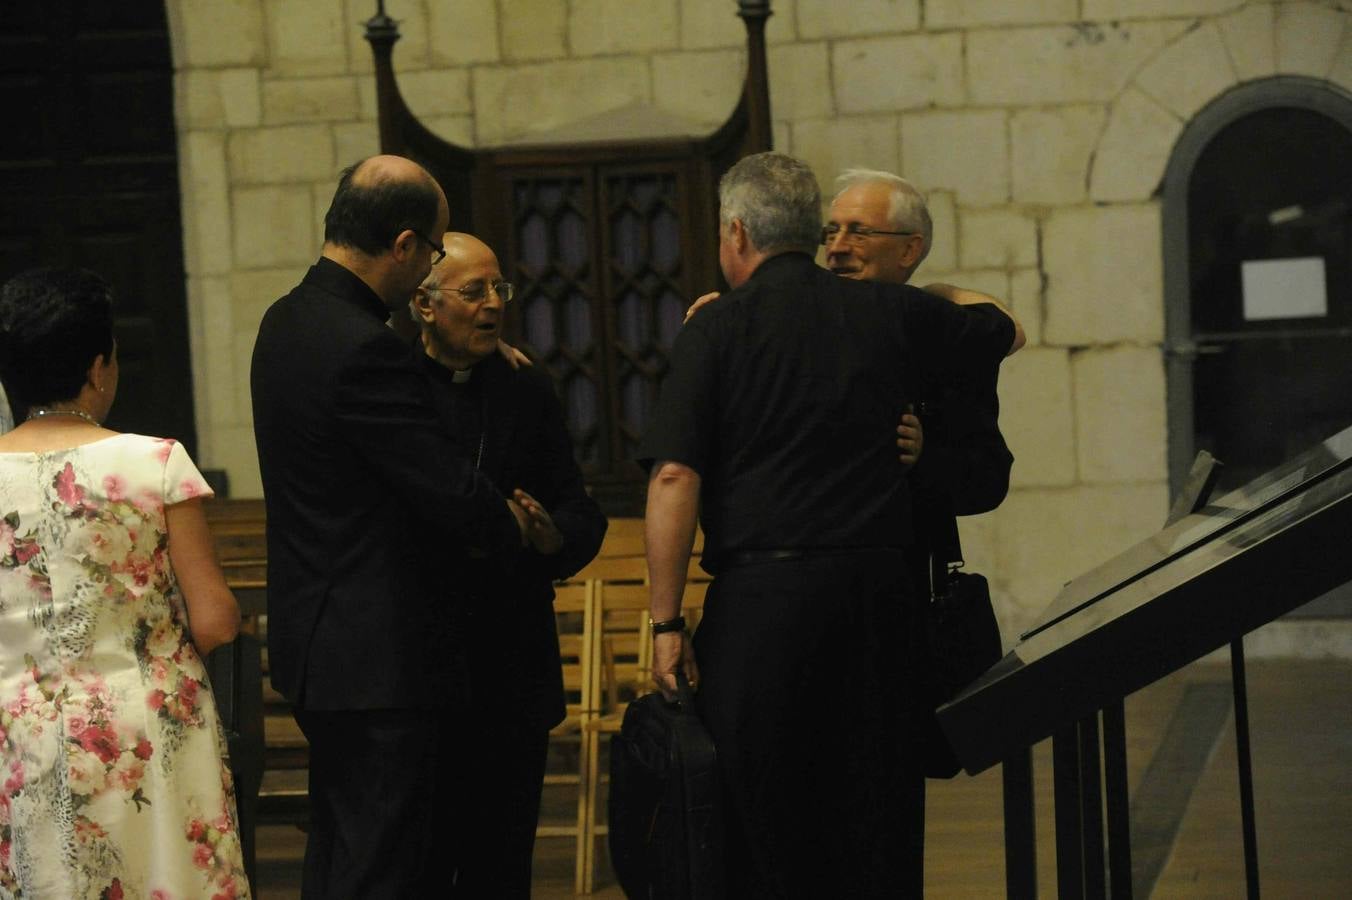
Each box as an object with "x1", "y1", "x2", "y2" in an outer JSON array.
[{"x1": 0, "y1": 268, "x2": 250, "y2": 899}]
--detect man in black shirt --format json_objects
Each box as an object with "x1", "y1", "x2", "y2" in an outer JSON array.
[
  {"x1": 638, "y1": 152, "x2": 1023, "y2": 896},
  {"x1": 410, "y1": 233, "x2": 608, "y2": 896}
]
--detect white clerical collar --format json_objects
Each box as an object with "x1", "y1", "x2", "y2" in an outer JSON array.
[{"x1": 451, "y1": 368, "x2": 473, "y2": 383}]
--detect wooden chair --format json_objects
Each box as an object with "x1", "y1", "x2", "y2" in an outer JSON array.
[
  {"x1": 535, "y1": 578, "x2": 600, "y2": 894},
  {"x1": 579, "y1": 574, "x2": 712, "y2": 891}
]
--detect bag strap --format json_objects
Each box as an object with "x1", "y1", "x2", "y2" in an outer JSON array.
[{"x1": 927, "y1": 490, "x2": 964, "y2": 599}]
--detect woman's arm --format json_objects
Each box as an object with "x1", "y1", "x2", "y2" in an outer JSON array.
[{"x1": 166, "y1": 498, "x2": 241, "y2": 656}]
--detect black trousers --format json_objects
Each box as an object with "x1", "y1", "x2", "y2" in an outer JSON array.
[
  {"x1": 693, "y1": 550, "x2": 927, "y2": 899},
  {"x1": 294, "y1": 708, "x2": 454, "y2": 899},
  {"x1": 450, "y1": 717, "x2": 551, "y2": 898}
]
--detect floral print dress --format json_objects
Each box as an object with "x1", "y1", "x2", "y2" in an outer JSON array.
[{"x1": 0, "y1": 434, "x2": 250, "y2": 899}]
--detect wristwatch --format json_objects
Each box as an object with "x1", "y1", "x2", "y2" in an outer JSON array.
[{"x1": 649, "y1": 615, "x2": 686, "y2": 635}]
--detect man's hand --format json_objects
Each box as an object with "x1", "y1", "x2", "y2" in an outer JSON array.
[
  {"x1": 898, "y1": 406, "x2": 923, "y2": 469},
  {"x1": 683, "y1": 291, "x2": 721, "y2": 324},
  {"x1": 496, "y1": 339, "x2": 533, "y2": 370},
  {"x1": 513, "y1": 488, "x2": 564, "y2": 554},
  {"x1": 652, "y1": 630, "x2": 699, "y2": 700},
  {"x1": 507, "y1": 497, "x2": 530, "y2": 547}
]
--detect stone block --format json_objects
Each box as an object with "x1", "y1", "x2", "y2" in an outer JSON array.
[
  {"x1": 228, "y1": 125, "x2": 336, "y2": 184},
  {"x1": 570, "y1": 0, "x2": 679, "y2": 56},
  {"x1": 1082, "y1": 0, "x2": 1244, "y2": 18},
  {"x1": 262, "y1": 76, "x2": 361, "y2": 124},
  {"x1": 230, "y1": 269, "x2": 302, "y2": 334},
  {"x1": 471, "y1": 58, "x2": 651, "y2": 144},
  {"x1": 1043, "y1": 203, "x2": 1164, "y2": 346},
  {"x1": 927, "y1": 0, "x2": 1078, "y2": 28},
  {"x1": 959, "y1": 209, "x2": 1038, "y2": 270},
  {"x1": 1072, "y1": 345, "x2": 1167, "y2": 483},
  {"x1": 900, "y1": 109, "x2": 1009, "y2": 205},
  {"x1": 1217, "y1": 3, "x2": 1276, "y2": 82},
  {"x1": 186, "y1": 276, "x2": 238, "y2": 425},
  {"x1": 207, "y1": 424, "x2": 265, "y2": 498},
  {"x1": 265, "y1": 0, "x2": 349, "y2": 76},
  {"x1": 428, "y1": 0, "x2": 499, "y2": 67},
  {"x1": 994, "y1": 347, "x2": 1076, "y2": 488},
  {"x1": 396, "y1": 68, "x2": 473, "y2": 120},
  {"x1": 968, "y1": 20, "x2": 1189, "y2": 105},
  {"x1": 1009, "y1": 267, "x2": 1044, "y2": 346},
  {"x1": 333, "y1": 122, "x2": 381, "y2": 167},
  {"x1": 1011, "y1": 106, "x2": 1104, "y2": 205},
  {"x1": 653, "y1": 50, "x2": 745, "y2": 127},
  {"x1": 218, "y1": 69, "x2": 264, "y2": 127},
  {"x1": 1332, "y1": 30, "x2": 1352, "y2": 95},
  {"x1": 1136, "y1": 23, "x2": 1236, "y2": 120},
  {"x1": 956, "y1": 510, "x2": 997, "y2": 575},
  {"x1": 915, "y1": 190, "x2": 957, "y2": 274},
  {"x1": 345, "y1": 0, "x2": 429, "y2": 75},
  {"x1": 232, "y1": 186, "x2": 317, "y2": 269},
  {"x1": 681, "y1": 0, "x2": 798, "y2": 48},
  {"x1": 1276, "y1": 3, "x2": 1347, "y2": 77},
  {"x1": 913, "y1": 271, "x2": 1009, "y2": 305},
  {"x1": 796, "y1": 116, "x2": 901, "y2": 205},
  {"x1": 179, "y1": 132, "x2": 233, "y2": 277},
  {"x1": 174, "y1": 0, "x2": 265, "y2": 68},
  {"x1": 177, "y1": 72, "x2": 223, "y2": 130},
  {"x1": 357, "y1": 78, "x2": 379, "y2": 123},
  {"x1": 831, "y1": 33, "x2": 965, "y2": 114},
  {"x1": 768, "y1": 42, "x2": 834, "y2": 120},
  {"x1": 177, "y1": 70, "x2": 260, "y2": 131},
  {"x1": 501, "y1": 0, "x2": 567, "y2": 61},
  {"x1": 797, "y1": 0, "x2": 920, "y2": 39},
  {"x1": 420, "y1": 116, "x2": 476, "y2": 147},
  {"x1": 1089, "y1": 88, "x2": 1181, "y2": 203},
  {"x1": 990, "y1": 482, "x2": 1169, "y2": 618}
]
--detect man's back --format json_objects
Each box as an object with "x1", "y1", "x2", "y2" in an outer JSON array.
[{"x1": 647, "y1": 252, "x2": 1011, "y2": 570}]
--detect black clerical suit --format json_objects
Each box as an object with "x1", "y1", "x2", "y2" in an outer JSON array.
[
  {"x1": 417, "y1": 348, "x2": 607, "y2": 897},
  {"x1": 251, "y1": 258, "x2": 523, "y2": 898},
  {"x1": 638, "y1": 252, "x2": 1014, "y2": 898}
]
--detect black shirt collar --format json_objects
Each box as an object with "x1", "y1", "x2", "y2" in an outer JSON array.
[
  {"x1": 305, "y1": 256, "x2": 389, "y2": 322},
  {"x1": 744, "y1": 250, "x2": 818, "y2": 284}
]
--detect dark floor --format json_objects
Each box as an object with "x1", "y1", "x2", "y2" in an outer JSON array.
[{"x1": 252, "y1": 657, "x2": 1352, "y2": 898}]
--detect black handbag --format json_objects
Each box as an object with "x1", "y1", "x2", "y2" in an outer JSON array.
[
  {"x1": 609, "y1": 671, "x2": 725, "y2": 899},
  {"x1": 921, "y1": 503, "x2": 1003, "y2": 779}
]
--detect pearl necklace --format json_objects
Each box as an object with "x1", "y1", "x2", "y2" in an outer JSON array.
[{"x1": 27, "y1": 407, "x2": 101, "y2": 427}]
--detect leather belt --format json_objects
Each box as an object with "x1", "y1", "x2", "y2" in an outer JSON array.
[
  {"x1": 721, "y1": 548, "x2": 810, "y2": 567},
  {"x1": 720, "y1": 547, "x2": 907, "y2": 569}
]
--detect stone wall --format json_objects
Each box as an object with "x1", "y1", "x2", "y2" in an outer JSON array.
[{"x1": 164, "y1": 0, "x2": 1352, "y2": 641}]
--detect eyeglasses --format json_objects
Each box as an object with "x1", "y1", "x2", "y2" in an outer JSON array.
[
  {"x1": 413, "y1": 231, "x2": 446, "y2": 265},
  {"x1": 820, "y1": 223, "x2": 916, "y2": 245},
  {"x1": 427, "y1": 279, "x2": 515, "y2": 305}
]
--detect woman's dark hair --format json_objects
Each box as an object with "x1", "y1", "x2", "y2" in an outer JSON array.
[
  {"x1": 0, "y1": 266, "x2": 115, "y2": 414},
  {"x1": 323, "y1": 159, "x2": 441, "y2": 256}
]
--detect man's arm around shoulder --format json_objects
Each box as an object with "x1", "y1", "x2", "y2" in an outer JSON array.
[{"x1": 921, "y1": 282, "x2": 1026, "y2": 355}]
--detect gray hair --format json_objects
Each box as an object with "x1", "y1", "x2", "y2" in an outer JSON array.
[
  {"x1": 718, "y1": 152, "x2": 821, "y2": 254},
  {"x1": 833, "y1": 168, "x2": 933, "y2": 267}
]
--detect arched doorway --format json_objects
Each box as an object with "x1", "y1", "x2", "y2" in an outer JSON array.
[
  {"x1": 1163, "y1": 78, "x2": 1352, "y2": 497},
  {"x1": 0, "y1": 3, "x2": 196, "y2": 455}
]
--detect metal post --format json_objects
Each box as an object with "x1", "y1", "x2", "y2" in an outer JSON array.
[
  {"x1": 1102, "y1": 700, "x2": 1134, "y2": 899},
  {"x1": 1231, "y1": 637, "x2": 1261, "y2": 899},
  {"x1": 1003, "y1": 747, "x2": 1038, "y2": 898}
]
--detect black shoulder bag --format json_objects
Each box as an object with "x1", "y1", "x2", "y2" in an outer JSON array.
[{"x1": 921, "y1": 495, "x2": 1004, "y2": 778}]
